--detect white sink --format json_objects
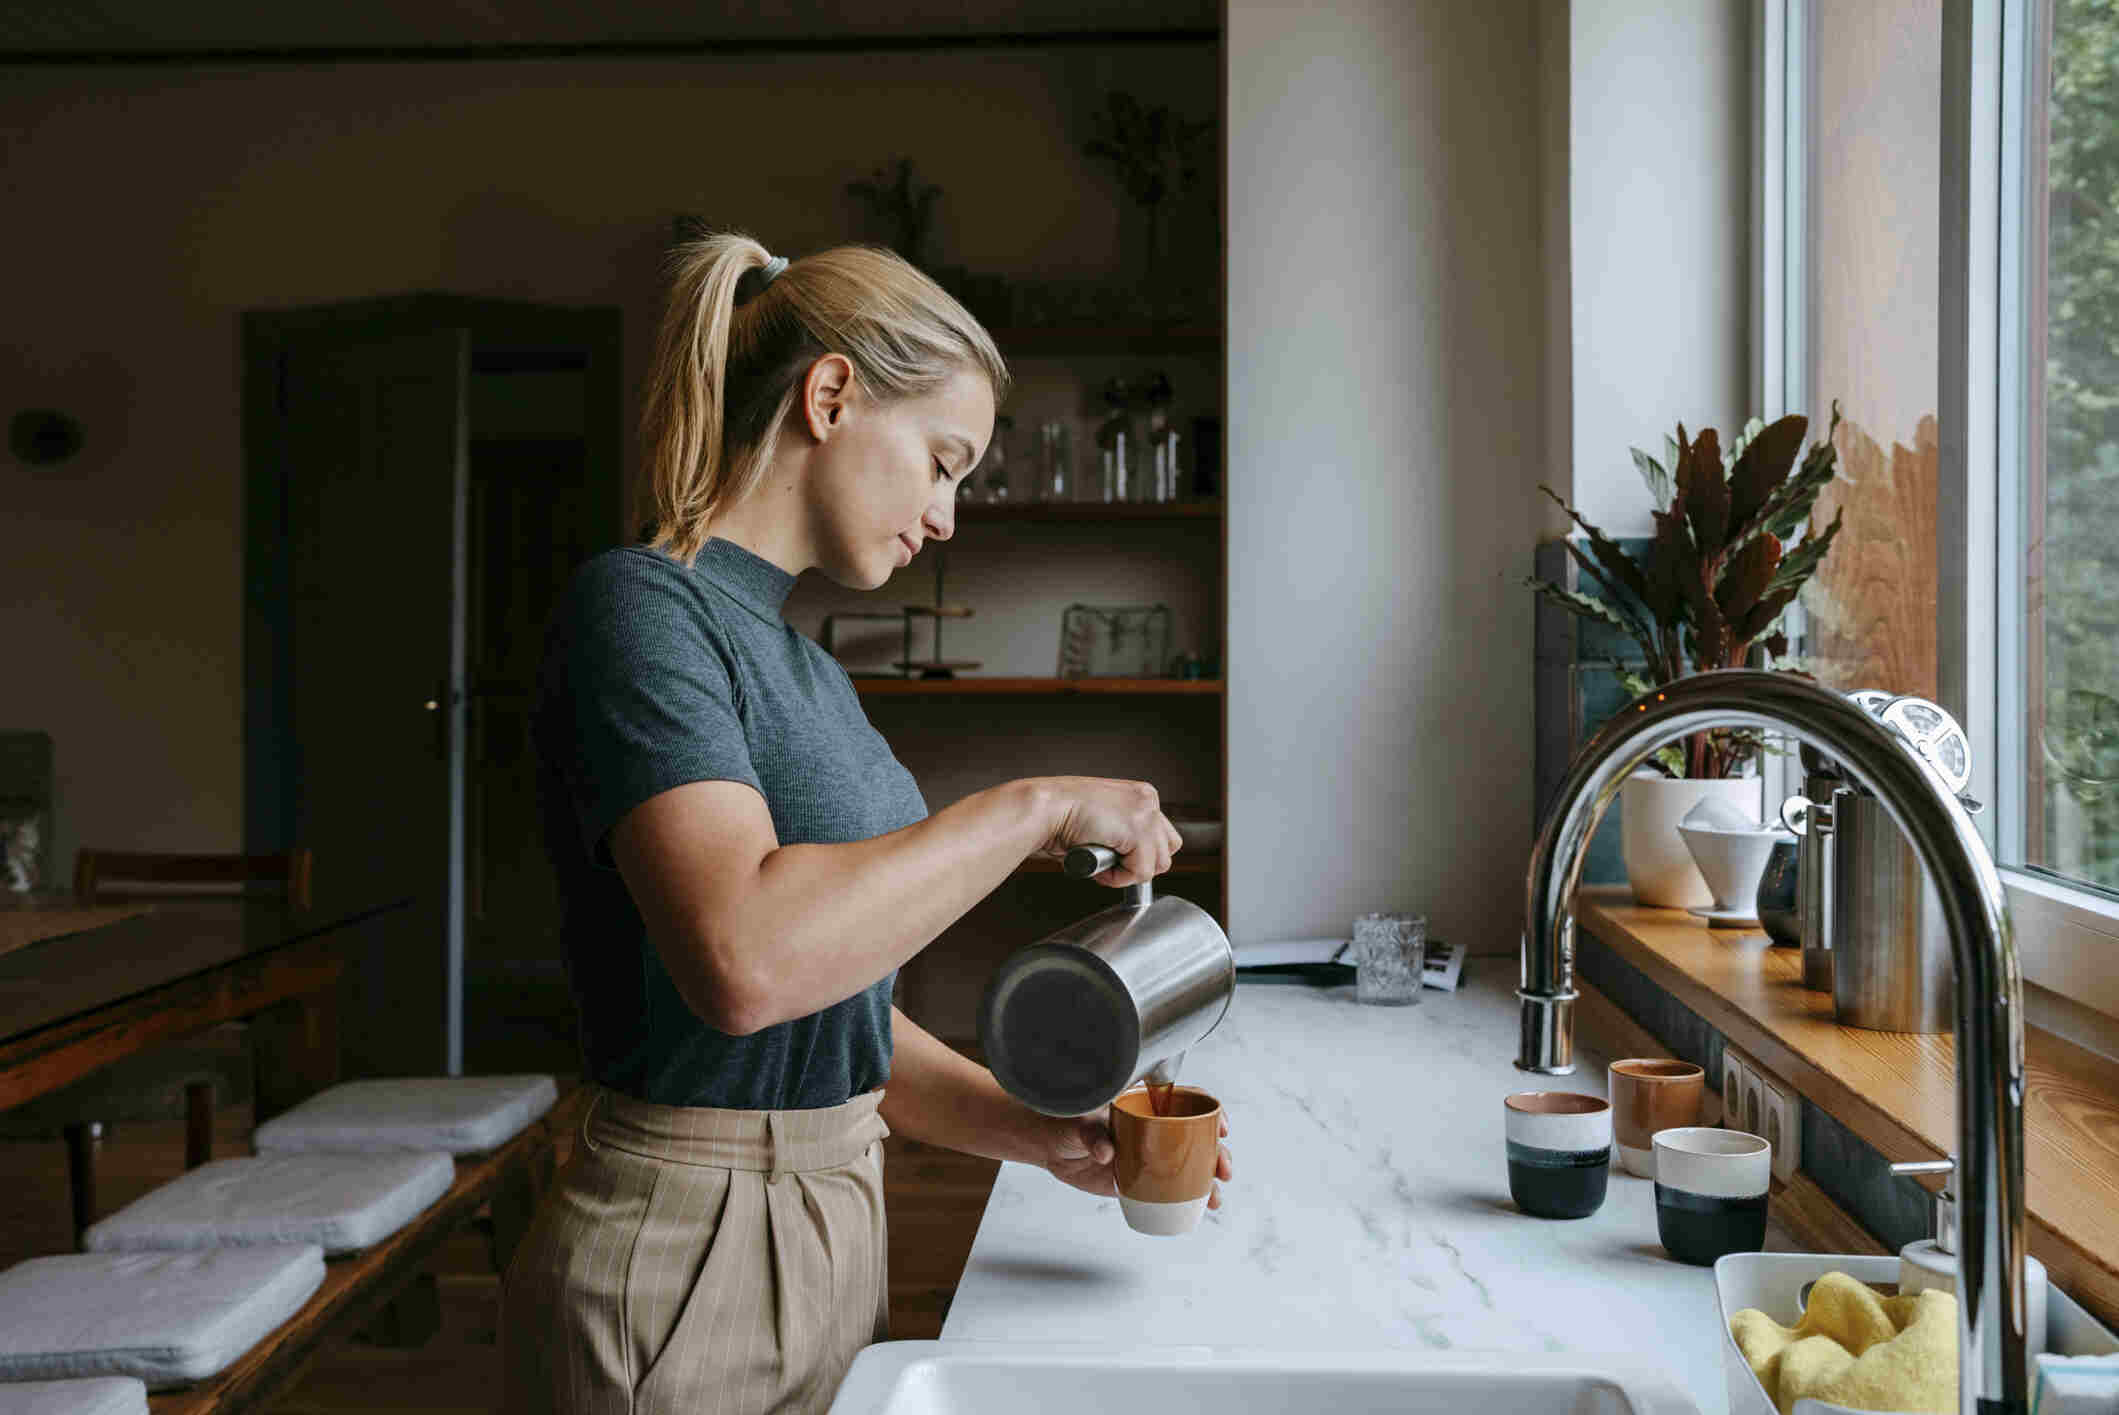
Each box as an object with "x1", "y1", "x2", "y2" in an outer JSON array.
[{"x1": 828, "y1": 1341, "x2": 1700, "y2": 1415}]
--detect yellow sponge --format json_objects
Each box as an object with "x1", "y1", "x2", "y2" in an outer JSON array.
[{"x1": 1729, "y1": 1271, "x2": 1957, "y2": 1414}]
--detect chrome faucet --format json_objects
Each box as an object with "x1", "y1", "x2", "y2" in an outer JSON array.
[{"x1": 1518, "y1": 670, "x2": 2028, "y2": 1415}]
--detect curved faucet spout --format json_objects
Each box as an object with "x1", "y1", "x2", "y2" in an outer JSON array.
[{"x1": 1518, "y1": 669, "x2": 2027, "y2": 1415}]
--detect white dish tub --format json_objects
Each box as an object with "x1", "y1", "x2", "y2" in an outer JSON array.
[
  {"x1": 829, "y1": 1341, "x2": 1700, "y2": 1415},
  {"x1": 1712, "y1": 1252, "x2": 2118, "y2": 1415}
]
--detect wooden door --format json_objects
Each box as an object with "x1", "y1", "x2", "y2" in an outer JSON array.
[
  {"x1": 464, "y1": 434, "x2": 596, "y2": 1066},
  {"x1": 275, "y1": 329, "x2": 467, "y2": 1078}
]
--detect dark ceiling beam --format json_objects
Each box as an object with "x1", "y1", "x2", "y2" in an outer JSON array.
[{"x1": 0, "y1": 27, "x2": 1220, "y2": 66}]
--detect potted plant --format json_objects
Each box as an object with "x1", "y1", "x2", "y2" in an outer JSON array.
[{"x1": 1528, "y1": 407, "x2": 1846, "y2": 907}]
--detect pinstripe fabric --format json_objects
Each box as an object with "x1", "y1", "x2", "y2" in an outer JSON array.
[{"x1": 499, "y1": 1086, "x2": 890, "y2": 1415}]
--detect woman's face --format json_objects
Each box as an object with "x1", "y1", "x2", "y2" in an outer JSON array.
[{"x1": 800, "y1": 357, "x2": 995, "y2": 590}]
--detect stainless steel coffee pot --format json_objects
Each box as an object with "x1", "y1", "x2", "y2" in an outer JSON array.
[
  {"x1": 977, "y1": 843, "x2": 1235, "y2": 1117},
  {"x1": 1778, "y1": 693, "x2": 1980, "y2": 1031}
]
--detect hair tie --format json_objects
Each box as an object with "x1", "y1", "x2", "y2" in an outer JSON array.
[{"x1": 759, "y1": 254, "x2": 789, "y2": 285}]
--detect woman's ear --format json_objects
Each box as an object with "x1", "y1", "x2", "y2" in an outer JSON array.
[{"x1": 801, "y1": 354, "x2": 856, "y2": 442}]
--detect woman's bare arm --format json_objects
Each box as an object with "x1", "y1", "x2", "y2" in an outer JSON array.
[
  {"x1": 610, "y1": 775, "x2": 1176, "y2": 1035},
  {"x1": 877, "y1": 1005, "x2": 1057, "y2": 1164}
]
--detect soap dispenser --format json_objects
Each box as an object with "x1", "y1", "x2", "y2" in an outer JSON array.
[{"x1": 1891, "y1": 1156, "x2": 2046, "y2": 1357}]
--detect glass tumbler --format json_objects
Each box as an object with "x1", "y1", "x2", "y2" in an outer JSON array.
[{"x1": 1351, "y1": 912, "x2": 1427, "y2": 1006}]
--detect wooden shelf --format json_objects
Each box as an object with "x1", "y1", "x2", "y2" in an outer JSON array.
[
  {"x1": 955, "y1": 500, "x2": 1223, "y2": 522},
  {"x1": 854, "y1": 676, "x2": 1222, "y2": 697},
  {"x1": 989, "y1": 325, "x2": 1221, "y2": 356},
  {"x1": 1012, "y1": 855, "x2": 1222, "y2": 875},
  {"x1": 1574, "y1": 884, "x2": 2119, "y2": 1331}
]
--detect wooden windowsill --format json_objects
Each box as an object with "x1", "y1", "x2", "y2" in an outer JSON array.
[{"x1": 1574, "y1": 884, "x2": 2119, "y2": 1331}]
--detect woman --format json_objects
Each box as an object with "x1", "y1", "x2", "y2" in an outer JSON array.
[{"x1": 501, "y1": 233, "x2": 1233, "y2": 1415}]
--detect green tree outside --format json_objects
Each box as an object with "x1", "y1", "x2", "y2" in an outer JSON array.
[{"x1": 2041, "y1": 0, "x2": 2119, "y2": 890}]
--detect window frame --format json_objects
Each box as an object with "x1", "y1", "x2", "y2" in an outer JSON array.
[
  {"x1": 1764, "y1": 0, "x2": 2119, "y2": 1006},
  {"x1": 1752, "y1": 0, "x2": 1808, "y2": 821},
  {"x1": 1954, "y1": 0, "x2": 2119, "y2": 1000}
]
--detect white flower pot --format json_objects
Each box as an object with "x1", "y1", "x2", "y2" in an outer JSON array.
[{"x1": 1620, "y1": 774, "x2": 1764, "y2": 909}]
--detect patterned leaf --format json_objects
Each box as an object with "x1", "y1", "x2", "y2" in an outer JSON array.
[
  {"x1": 1715, "y1": 532, "x2": 1781, "y2": 623},
  {"x1": 1672, "y1": 502, "x2": 1730, "y2": 668},
  {"x1": 1732, "y1": 581, "x2": 1803, "y2": 646},
  {"x1": 1678, "y1": 425, "x2": 1730, "y2": 560},
  {"x1": 1630, "y1": 448, "x2": 1674, "y2": 510},
  {"x1": 1724, "y1": 414, "x2": 1810, "y2": 542},
  {"x1": 1527, "y1": 578, "x2": 1650, "y2": 657},
  {"x1": 1564, "y1": 541, "x2": 1658, "y2": 656},
  {"x1": 1751, "y1": 403, "x2": 1845, "y2": 545},
  {"x1": 1762, "y1": 506, "x2": 1845, "y2": 603},
  {"x1": 1644, "y1": 507, "x2": 1694, "y2": 653},
  {"x1": 1538, "y1": 485, "x2": 1653, "y2": 612}
]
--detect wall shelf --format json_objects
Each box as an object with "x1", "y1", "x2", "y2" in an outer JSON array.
[
  {"x1": 855, "y1": 676, "x2": 1222, "y2": 698},
  {"x1": 955, "y1": 500, "x2": 1222, "y2": 522}
]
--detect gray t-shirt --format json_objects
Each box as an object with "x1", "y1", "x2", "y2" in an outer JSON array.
[{"x1": 532, "y1": 539, "x2": 929, "y2": 1110}]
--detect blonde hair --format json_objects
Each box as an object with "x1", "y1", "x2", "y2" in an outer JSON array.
[{"x1": 639, "y1": 232, "x2": 1011, "y2": 563}]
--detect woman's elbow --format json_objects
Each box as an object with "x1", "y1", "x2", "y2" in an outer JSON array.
[{"x1": 685, "y1": 943, "x2": 777, "y2": 1036}]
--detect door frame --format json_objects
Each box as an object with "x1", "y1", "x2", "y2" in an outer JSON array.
[{"x1": 241, "y1": 294, "x2": 623, "y2": 1071}]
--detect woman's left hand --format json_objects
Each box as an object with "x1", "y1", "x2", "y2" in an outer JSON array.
[{"x1": 1040, "y1": 1108, "x2": 1234, "y2": 1210}]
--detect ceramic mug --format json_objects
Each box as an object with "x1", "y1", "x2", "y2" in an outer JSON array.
[
  {"x1": 1608, "y1": 1058, "x2": 1705, "y2": 1179},
  {"x1": 1109, "y1": 1085, "x2": 1222, "y2": 1236},
  {"x1": 1652, "y1": 1126, "x2": 1771, "y2": 1265},
  {"x1": 1503, "y1": 1091, "x2": 1611, "y2": 1220}
]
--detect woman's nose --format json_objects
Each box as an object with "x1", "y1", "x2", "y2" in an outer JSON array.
[{"x1": 923, "y1": 498, "x2": 954, "y2": 542}]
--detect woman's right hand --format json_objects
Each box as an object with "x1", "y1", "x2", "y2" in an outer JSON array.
[{"x1": 1032, "y1": 777, "x2": 1183, "y2": 887}]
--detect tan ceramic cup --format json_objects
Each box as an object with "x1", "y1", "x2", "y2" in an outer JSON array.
[
  {"x1": 1109, "y1": 1085, "x2": 1222, "y2": 1236},
  {"x1": 1609, "y1": 1058, "x2": 1705, "y2": 1178}
]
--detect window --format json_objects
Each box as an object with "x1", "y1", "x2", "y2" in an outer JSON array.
[
  {"x1": 1764, "y1": 0, "x2": 2119, "y2": 1016},
  {"x1": 2011, "y1": 0, "x2": 2119, "y2": 899}
]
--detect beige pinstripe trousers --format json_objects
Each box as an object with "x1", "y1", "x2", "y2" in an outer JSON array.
[{"x1": 499, "y1": 1086, "x2": 891, "y2": 1415}]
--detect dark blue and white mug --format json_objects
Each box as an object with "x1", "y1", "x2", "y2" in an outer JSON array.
[
  {"x1": 1652, "y1": 1126, "x2": 1772, "y2": 1264},
  {"x1": 1503, "y1": 1091, "x2": 1611, "y2": 1220}
]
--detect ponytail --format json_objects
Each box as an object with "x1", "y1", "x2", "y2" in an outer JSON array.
[{"x1": 639, "y1": 232, "x2": 1010, "y2": 564}]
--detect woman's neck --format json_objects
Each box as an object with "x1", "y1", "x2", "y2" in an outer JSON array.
[{"x1": 705, "y1": 481, "x2": 813, "y2": 578}]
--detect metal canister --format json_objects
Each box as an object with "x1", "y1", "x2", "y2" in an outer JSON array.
[
  {"x1": 977, "y1": 844, "x2": 1235, "y2": 1117},
  {"x1": 1829, "y1": 790, "x2": 1956, "y2": 1033}
]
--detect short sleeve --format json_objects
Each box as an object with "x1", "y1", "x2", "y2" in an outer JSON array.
[{"x1": 549, "y1": 552, "x2": 765, "y2": 866}]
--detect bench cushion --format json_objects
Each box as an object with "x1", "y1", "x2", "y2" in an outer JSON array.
[
  {"x1": 84, "y1": 1151, "x2": 455, "y2": 1257},
  {"x1": 252, "y1": 1075, "x2": 556, "y2": 1156},
  {"x1": 0, "y1": 1245, "x2": 324, "y2": 1388},
  {"x1": 0, "y1": 1378, "x2": 148, "y2": 1415}
]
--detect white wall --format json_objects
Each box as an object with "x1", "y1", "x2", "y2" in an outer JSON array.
[
  {"x1": 1568, "y1": 0, "x2": 1751, "y2": 536},
  {"x1": 1226, "y1": 0, "x2": 1548, "y2": 952}
]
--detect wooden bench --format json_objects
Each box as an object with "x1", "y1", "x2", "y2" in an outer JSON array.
[{"x1": 146, "y1": 1083, "x2": 583, "y2": 1415}]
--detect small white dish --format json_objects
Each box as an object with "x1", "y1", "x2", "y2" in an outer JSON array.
[
  {"x1": 1677, "y1": 824, "x2": 1781, "y2": 914},
  {"x1": 1686, "y1": 905, "x2": 1762, "y2": 928}
]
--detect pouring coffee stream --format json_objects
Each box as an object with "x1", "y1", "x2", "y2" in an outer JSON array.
[{"x1": 977, "y1": 842, "x2": 1234, "y2": 1120}]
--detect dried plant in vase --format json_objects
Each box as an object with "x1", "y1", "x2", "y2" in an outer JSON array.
[
  {"x1": 1528, "y1": 405, "x2": 1848, "y2": 780},
  {"x1": 845, "y1": 158, "x2": 942, "y2": 269},
  {"x1": 1081, "y1": 91, "x2": 1215, "y2": 288}
]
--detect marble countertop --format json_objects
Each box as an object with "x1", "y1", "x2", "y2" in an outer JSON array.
[{"x1": 940, "y1": 960, "x2": 1801, "y2": 1415}]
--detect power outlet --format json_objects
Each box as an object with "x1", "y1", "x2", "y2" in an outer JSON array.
[
  {"x1": 1719, "y1": 1046, "x2": 1800, "y2": 1180},
  {"x1": 1720, "y1": 1050, "x2": 1750, "y2": 1132},
  {"x1": 1752, "y1": 1063, "x2": 1801, "y2": 1184}
]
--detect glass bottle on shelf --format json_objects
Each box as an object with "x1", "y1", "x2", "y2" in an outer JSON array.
[
  {"x1": 1036, "y1": 417, "x2": 1072, "y2": 502},
  {"x1": 976, "y1": 414, "x2": 1013, "y2": 502},
  {"x1": 1097, "y1": 376, "x2": 1135, "y2": 503},
  {"x1": 1143, "y1": 372, "x2": 1180, "y2": 502}
]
